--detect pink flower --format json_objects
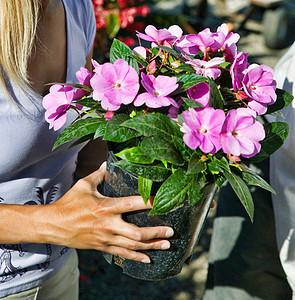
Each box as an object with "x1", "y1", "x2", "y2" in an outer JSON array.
[
  {"x1": 90, "y1": 59, "x2": 140, "y2": 111},
  {"x1": 76, "y1": 67, "x2": 93, "y2": 87},
  {"x1": 181, "y1": 107, "x2": 226, "y2": 153},
  {"x1": 187, "y1": 82, "x2": 210, "y2": 106},
  {"x1": 43, "y1": 85, "x2": 75, "y2": 131},
  {"x1": 230, "y1": 51, "x2": 249, "y2": 91},
  {"x1": 242, "y1": 64, "x2": 277, "y2": 115},
  {"x1": 220, "y1": 108, "x2": 265, "y2": 157},
  {"x1": 136, "y1": 25, "x2": 178, "y2": 46},
  {"x1": 217, "y1": 23, "x2": 240, "y2": 63},
  {"x1": 176, "y1": 35, "x2": 200, "y2": 55},
  {"x1": 134, "y1": 73, "x2": 178, "y2": 108},
  {"x1": 186, "y1": 28, "x2": 225, "y2": 59},
  {"x1": 92, "y1": 59, "x2": 102, "y2": 74},
  {"x1": 133, "y1": 46, "x2": 148, "y2": 59},
  {"x1": 167, "y1": 97, "x2": 183, "y2": 121},
  {"x1": 74, "y1": 67, "x2": 94, "y2": 102},
  {"x1": 186, "y1": 57, "x2": 224, "y2": 80}
]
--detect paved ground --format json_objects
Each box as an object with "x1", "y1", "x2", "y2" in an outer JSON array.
[{"x1": 78, "y1": 3, "x2": 293, "y2": 299}]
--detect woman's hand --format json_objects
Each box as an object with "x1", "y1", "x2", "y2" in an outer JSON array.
[{"x1": 43, "y1": 163, "x2": 174, "y2": 263}]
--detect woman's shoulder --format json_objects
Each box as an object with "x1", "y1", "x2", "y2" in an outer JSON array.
[
  {"x1": 62, "y1": 0, "x2": 95, "y2": 47},
  {"x1": 62, "y1": 0, "x2": 94, "y2": 21}
]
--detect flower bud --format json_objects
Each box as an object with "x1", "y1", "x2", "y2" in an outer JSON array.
[
  {"x1": 200, "y1": 155, "x2": 207, "y2": 162},
  {"x1": 105, "y1": 111, "x2": 115, "y2": 120},
  {"x1": 147, "y1": 60, "x2": 157, "y2": 74},
  {"x1": 235, "y1": 91, "x2": 249, "y2": 100},
  {"x1": 227, "y1": 154, "x2": 241, "y2": 163},
  {"x1": 171, "y1": 60, "x2": 181, "y2": 68}
]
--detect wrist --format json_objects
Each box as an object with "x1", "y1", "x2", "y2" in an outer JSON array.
[{"x1": 33, "y1": 202, "x2": 67, "y2": 246}]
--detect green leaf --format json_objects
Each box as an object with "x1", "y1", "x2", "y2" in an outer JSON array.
[
  {"x1": 187, "y1": 173, "x2": 206, "y2": 205},
  {"x1": 112, "y1": 160, "x2": 171, "y2": 182},
  {"x1": 75, "y1": 97, "x2": 103, "y2": 111},
  {"x1": 70, "y1": 133, "x2": 94, "y2": 148},
  {"x1": 103, "y1": 114, "x2": 141, "y2": 142},
  {"x1": 172, "y1": 136, "x2": 193, "y2": 162},
  {"x1": 158, "y1": 45, "x2": 182, "y2": 58},
  {"x1": 181, "y1": 97, "x2": 204, "y2": 108},
  {"x1": 93, "y1": 121, "x2": 107, "y2": 139},
  {"x1": 115, "y1": 147, "x2": 154, "y2": 164},
  {"x1": 138, "y1": 176, "x2": 153, "y2": 205},
  {"x1": 106, "y1": 13, "x2": 120, "y2": 39},
  {"x1": 150, "y1": 168, "x2": 193, "y2": 215},
  {"x1": 131, "y1": 53, "x2": 148, "y2": 67},
  {"x1": 208, "y1": 161, "x2": 223, "y2": 173},
  {"x1": 53, "y1": 118, "x2": 105, "y2": 150},
  {"x1": 266, "y1": 88, "x2": 294, "y2": 115},
  {"x1": 177, "y1": 112, "x2": 184, "y2": 126},
  {"x1": 219, "y1": 61, "x2": 231, "y2": 69},
  {"x1": 245, "y1": 121, "x2": 289, "y2": 163},
  {"x1": 177, "y1": 74, "x2": 207, "y2": 92},
  {"x1": 122, "y1": 113, "x2": 181, "y2": 141},
  {"x1": 223, "y1": 170, "x2": 254, "y2": 222},
  {"x1": 175, "y1": 64, "x2": 196, "y2": 73},
  {"x1": 109, "y1": 39, "x2": 139, "y2": 73},
  {"x1": 214, "y1": 174, "x2": 227, "y2": 187},
  {"x1": 270, "y1": 110, "x2": 285, "y2": 119},
  {"x1": 208, "y1": 78, "x2": 224, "y2": 109},
  {"x1": 141, "y1": 137, "x2": 184, "y2": 166},
  {"x1": 47, "y1": 82, "x2": 92, "y2": 93},
  {"x1": 212, "y1": 156, "x2": 231, "y2": 172},
  {"x1": 242, "y1": 170, "x2": 276, "y2": 194},
  {"x1": 187, "y1": 153, "x2": 206, "y2": 174}
]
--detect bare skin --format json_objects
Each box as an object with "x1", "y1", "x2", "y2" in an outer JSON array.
[{"x1": 0, "y1": 0, "x2": 174, "y2": 263}]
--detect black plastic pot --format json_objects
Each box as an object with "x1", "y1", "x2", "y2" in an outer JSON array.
[{"x1": 100, "y1": 149, "x2": 217, "y2": 281}]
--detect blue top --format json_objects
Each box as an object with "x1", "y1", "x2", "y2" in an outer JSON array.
[{"x1": 0, "y1": 0, "x2": 96, "y2": 296}]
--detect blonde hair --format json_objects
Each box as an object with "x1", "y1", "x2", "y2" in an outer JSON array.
[{"x1": 0, "y1": 0, "x2": 41, "y2": 97}]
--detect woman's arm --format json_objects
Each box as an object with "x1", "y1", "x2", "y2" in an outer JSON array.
[{"x1": 0, "y1": 164, "x2": 174, "y2": 263}]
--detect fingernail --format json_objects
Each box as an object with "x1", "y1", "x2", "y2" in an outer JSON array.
[
  {"x1": 161, "y1": 241, "x2": 170, "y2": 250},
  {"x1": 141, "y1": 258, "x2": 151, "y2": 264},
  {"x1": 165, "y1": 228, "x2": 174, "y2": 237}
]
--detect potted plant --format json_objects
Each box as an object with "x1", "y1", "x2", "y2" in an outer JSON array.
[{"x1": 43, "y1": 23, "x2": 293, "y2": 280}]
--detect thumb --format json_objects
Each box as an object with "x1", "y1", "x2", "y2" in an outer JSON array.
[{"x1": 83, "y1": 161, "x2": 107, "y2": 188}]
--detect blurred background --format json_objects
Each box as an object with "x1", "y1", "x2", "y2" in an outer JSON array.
[{"x1": 77, "y1": 1, "x2": 295, "y2": 299}]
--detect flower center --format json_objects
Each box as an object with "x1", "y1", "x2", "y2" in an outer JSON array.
[
  {"x1": 199, "y1": 127, "x2": 208, "y2": 134},
  {"x1": 250, "y1": 85, "x2": 256, "y2": 91},
  {"x1": 232, "y1": 131, "x2": 239, "y2": 136},
  {"x1": 113, "y1": 82, "x2": 121, "y2": 89},
  {"x1": 154, "y1": 91, "x2": 159, "y2": 97}
]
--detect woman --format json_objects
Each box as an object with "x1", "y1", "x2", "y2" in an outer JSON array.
[{"x1": 0, "y1": 1, "x2": 174, "y2": 298}]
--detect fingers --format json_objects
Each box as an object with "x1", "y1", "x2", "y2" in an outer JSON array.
[
  {"x1": 98, "y1": 230, "x2": 172, "y2": 264},
  {"x1": 83, "y1": 161, "x2": 107, "y2": 188},
  {"x1": 108, "y1": 234, "x2": 171, "y2": 252},
  {"x1": 101, "y1": 245, "x2": 152, "y2": 263},
  {"x1": 95, "y1": 218, "x2": 174, "y2": 263},
  {"x1": 106, "y1": 195, "x2": 154, "y2": 214},
  {"x1": 112, "y1": 221, "x2": 174, "y2": 242}
]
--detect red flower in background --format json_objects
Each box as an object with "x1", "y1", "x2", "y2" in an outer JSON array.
[{"x1": 92, "y1": 0, "x2": 150, "y2": 53}]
